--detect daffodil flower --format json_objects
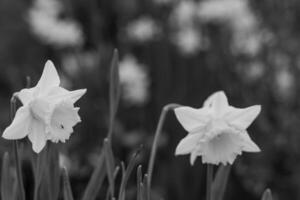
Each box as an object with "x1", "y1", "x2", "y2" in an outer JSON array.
[
  {"x1": 174, "y1": 91, "x2": 261, "y2": 165},
  {"x1": 2, "y1": 61, "x2": 86, "y2": 153}
]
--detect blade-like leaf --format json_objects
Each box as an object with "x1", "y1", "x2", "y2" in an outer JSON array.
[
  {"x1": 118, "y1": 149, "x2": 141, "y2": 200},
  {"x1": 33, "y1": 144, "x2": 50, "y2": 200},
  {"x1": 108, "y1": 49, "x2": 120, "y2": 140},
  {"x1": 143, "y1": 174, "x2": 149, "y2": 200},
  {"x1": 81, "y1": 152, "x2": 106, "y2": 200},
  {"x1": 105, "y1": 166, "x2": 120, "y2": 200},
  {"x1": 261, "y1": 189, "x2": 273, "y2": 200},
  {"x1": 62, "y1": 167, "x2": 74, "y2": 200},
  {"x1": 82, "y1": 49, "x2": 120, "y2": 200},
  {"x1": 46, "y1": 144, "x2": 60, "y2": 200},
  {"x1": 136, "y1": 165, "x2": 143, "y2": 200},
  {"x1": 211, "y1": 165, "x2": 231, "y2": 200},
  {"x1": 1, "y1": 152, "x2": 14, "y2": 200},
  {"x1": 104, "y1": 138, "x2": 115, "y2": 197},
  {"x1": 31, "y1": 144, "x2": 60, "y2": 200}
]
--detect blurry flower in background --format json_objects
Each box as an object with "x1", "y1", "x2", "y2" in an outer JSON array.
[
  {"x1": 175, "y1": 91, "x2": 261, "y2": 165},
  {"x1": 126, "y1": 16, "x2": 161, "y2": 43},
  {"x1": 119, "y1": 55, "x2": 150, "y2": 106},
  {"x1": 62, "y1": 54, "x2": 80, "y2": 78},
  {"x1": 239, "y1": 61, "x2": 265, "y2": 82},
  {"x1": 59, "y1": 152, "x2": 87, "y2": 176},
  {"x1": 2, "y1": 61, "x2": 86, "y2": 153},
  {"x1": 59, "y1": 152, "x2": 72, "y2": 170},
  {"x1": 197, "y1": 0, "x2": 252, "y2": 24},
  {"x1": 60, "y1": 73, "x2": 73, "y2": 89},
  {"x1": 62, "y1": 51, "x2": 98, "y2": 79},
  {"x1": 170, "y1": 0, "x2": 208, "y2": 55},
  {"x1": 152, "y1": 0, "x2": 173, "y2": 6},
  {"x1": 28, "y1": 0, "x2": 83, "y2": 48},
  {"x1": 274, "y1": 68, "x2": 295, "y2": 100},
  {"x1": 197, "y1": 0, "x2": 266, "y2": 55},
  {"x1": 173, "y1": 27, "x2": 207, "y2": 55},
  {"x1": 170, "y1": 0, "x2": 198, "y2": 28},
  {"x1": 270, "y1": 51, "x2": 295, "y2": 100},
  {"x1": 232, "y1": 32, "x2": 263, "y2": 56}
]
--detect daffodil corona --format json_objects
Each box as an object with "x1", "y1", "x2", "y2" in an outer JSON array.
[
  {"x1": 2, "y1": 61, "x2": 86, "y2": 153},
  {"x1": 175, "y1": 91, "x2": 261, "y2": 165}
]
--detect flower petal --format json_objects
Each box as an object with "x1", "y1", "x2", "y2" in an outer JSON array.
[
  {"x1": 239, "y1": 132, "x2": 260, "y2": 152},
  {"x1": 174, "y1": 106, "x2": 211, "y2": 132},
  {"x1": 175, "y1": 133, "x2": 200, "y2": 155},
  {"x1": 225, "y1": 105, "x2": 261, "y2": 129},
  {"x1": 190, "y1": 151, "x2": 198, "y2": 165},
  {"x1": 2, "y1": 106, "x2": 31, "y2": 140},
  {"x1": 203, "y1": 91, "x2": 229, "y2": 116},
  {"x1": 28, "y1": 119, "x2": 47, "y2": 153},
  {"x1": 18, "y1": 88, "x2": 35, "y2": 105},
  {"x1": 36, "y1": 60, "x2": 60, "y2": 94},
  {"x1": 48, "y1": 87, "x2": 87, "y2": 104}
]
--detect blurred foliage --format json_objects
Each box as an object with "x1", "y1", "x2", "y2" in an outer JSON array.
[{"x1": 1, "y1": 0, "x2": 300, "y2": 199}]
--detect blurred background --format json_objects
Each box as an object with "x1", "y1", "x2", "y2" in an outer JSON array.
[{"x1": 0, "y1": 0, "x2": 299, "y2": 199}]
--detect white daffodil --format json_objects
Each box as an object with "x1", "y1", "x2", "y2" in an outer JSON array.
[
  {"x1": 174, "y1": 91, "x2": 261, "y2": 165},
  {"x1": 2, "y1": 61, "x2": 86, "y2": 153}
]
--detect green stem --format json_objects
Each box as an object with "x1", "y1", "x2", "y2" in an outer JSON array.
[
  {"x1": 10, "y1": 96, "x2": 25, "y2": 200},
  {"x1": 146, "y1": 103, "x2": 181, "y2": 199},
  {"x1": 206, "y1": 164, "x2": 213, "y2": 200},
  {"x1": 33, "y1": 153, "x2": 41, "y2": 200}
]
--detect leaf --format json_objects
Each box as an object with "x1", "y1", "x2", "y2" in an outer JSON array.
[
  {"x1": 105, "y1": 166, "x2": 120, "y2": 200},
  {"x1": 104, "y1": 138, "x2": 116, "y2": 198},
  {"x1": 82, "y1": 49, "x2": 120, "y2": 200},
  {"x1": 81, "y1": 152, "x2": 106, "y2": 200},
  {"x1": 32, "y1": 143, "x2": 60, "y2": 200},
  {"x1": 136, "y1": 165, "x2": 143, "y2": 200},
  {"x1": 261, "y1": 189, "x2": 273, "y2": 200},
  {"x1": 118, "y1": 149, "x2": 141, "y2": 200},
  {"x1": 108, "y1": 49, "x2": 120, "y2": 140},
  {"x1": 45, "y1": 144, "x2": 60, "y2": 200},
  {"x1": 142, "y1": 174, "x2": 149, "y2": 200},
  {"x1": 33, "y1": 145, "x2": 48, "y2": 200},
  {"x1": 62, "y1": 167, "x2": 74, "y2": 200},
  {"x1": 211, "y1": 165, "x2": 231, "y2": 200},
  {"x1": 1, "y1": 152, "x2": 14, "y2": 200}
]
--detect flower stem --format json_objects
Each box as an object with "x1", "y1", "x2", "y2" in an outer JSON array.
[
  {"x1": 206, "y1": 164, "x2": 213, "y2": 200},
  {"x1": 147, "y1": 103, "x2": 181, "y2": 199},
  {"x1": 10, "y1": 96, "x2": 26, "y2": 200}
]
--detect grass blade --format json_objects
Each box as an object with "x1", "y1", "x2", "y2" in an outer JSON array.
[
  {"x1": 82, "y1": 49, "x2": 120, "y2": 200},
  {"x1": 62, "y1": 167, "x2": 74, "y2": 200},
  {"x1": 33, "y1": 145, "x2": 48, "y2": 200},
  {"x1": 105, "y1": 166, "x2": 120, "y2": 200},
  {"x1": 46, "y1": 145, "x2": 60, "y2": 200},
  {"x1": 81, "y1": 152, "x2": 106, "y2": 200},
  {"x1": 136, "y1": 165, "x2": 143, "y2": 200},
  {"x1": 108, "y1": 49, "x2": 120, "y2": 141},
  {"x1": 104, "y1": 138, "x2": 116, "y2": 198},
  {"x1": 143, "y1": 174, "x2": 148, "y2": 200},
  {"x1": 118, "y1": 149, "x2": 141, "y2": 200},
  {"x1": 1, "y1": 152, "x2": 14, "y2": 200}
]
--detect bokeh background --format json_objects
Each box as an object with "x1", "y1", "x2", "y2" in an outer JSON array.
[{"x1": 0, "y1": 0, "x2": 299, "y2": 199}]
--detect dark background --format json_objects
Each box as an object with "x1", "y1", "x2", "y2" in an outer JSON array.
[{"x1": 0, "y1": 0, "x2": 299, "y2": 199}]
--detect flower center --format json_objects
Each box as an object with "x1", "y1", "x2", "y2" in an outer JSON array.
[
  {"x1": 45, "y1": 101, "x2": 81, "y2": 143},
  {"x1": 201, "y1": 118, "x2": 229, "y2": 140}
]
